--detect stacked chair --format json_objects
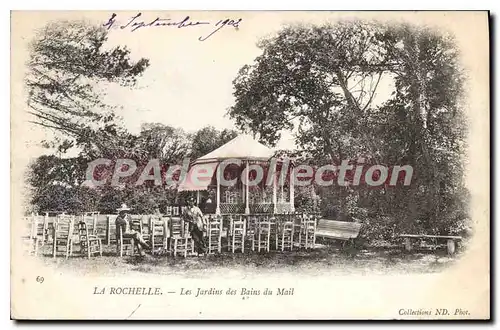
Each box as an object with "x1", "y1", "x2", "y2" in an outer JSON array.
[
  {"x1": 77, "y1": 219, "x2": 102, "y2": 258},
  {"x1": 82, "y1": 214, "x2": 97, "y2": 236},
  {"x1": 294, "y1": 214, "x2": 317, "y2": 250}
]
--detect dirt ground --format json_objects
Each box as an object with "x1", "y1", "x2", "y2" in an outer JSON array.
[{"x1": 33, "y1": 242, "x2": 461, "y2": 278}]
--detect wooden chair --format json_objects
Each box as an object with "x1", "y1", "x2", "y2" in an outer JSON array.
[
  {"x1": 295, "y1": 215, "x2": 316, "y2": 250},
  {"x1": 116, "y1": 224, "x2": 136, "y2": 257},
  {"x1": 130, "y1": 215, "x2": 150, "y2": 244},
  {"x1": 82, "y1": 215, "x2": 97, "y2": 235},
  {"x1": 166, "y1": 206, "x2": 173, "y2": 216},
  {"x1": 268, "y1": 216, "x2": 280, "y2": 250},
  {"x1": 77, "y1": 220, "x2": 102, "y2": 258},
  {"x1": 247, "y1": 215, "x2": 259, "y2": 251},
  {"x1": 130, "y1": 216, "x2": 143, "y2": 232},
  {"x1": 142, "y1": 215, "x2": 152, "y2": 244},
  {"x1": 21, "y1": 216, "x2": 41, "y2": 256},
  {"x1": 52, "y1": 215, "x2": 75, "y2": 258},
  {"x1": 93, "y1": 214, "x2": 108, "y2": 245},
  {"x1": 150, "y1": 216, "x2": 167, "y2": 255},
  {"x1": 32, "y1": 215, "x2": 48, "y2": 246},
  {"x1": 168, "y1": 217, "x2": 193, "y2": 257},
  {"x1": 207, "y1": 215, "x2": 222, "y2": 254},
  {"x1": 277, "y1": 221, "x2": 294, "y2": 252},
  {"x1": 172, "y1": 207, "x2": 180, "y2": 216},
  {"x1": 257, "y1": 219, "x2": 272, "y2": 252},
  {"x1": 229, "y1": 216, "x2": 246, "y2": 253}
]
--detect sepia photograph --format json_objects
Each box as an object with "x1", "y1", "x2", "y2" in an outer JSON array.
[{"x1": 10, "y1": 10, "x2": 490, "y2": 320}]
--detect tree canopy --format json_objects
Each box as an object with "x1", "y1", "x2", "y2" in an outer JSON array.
[
  {"x1": 228, "y1": 20, "x2": 469, "y2": 238},
  {"x1": 189, "y1": 126, "x2": 238, "y2": 160},
  {"x1": 26, "y1": 20, "x2": 150, "y2": 154}
]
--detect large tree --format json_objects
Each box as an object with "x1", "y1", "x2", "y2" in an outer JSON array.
[
  {"x1": 228, "y1": 21, "x2": 469, "y2": 238},
  {"x1": 26, "y1": 20, "x2": 150, "y2": 154},
  {"x1": 229, "y1": 21, "x2": 393, "y2": 161},
  {"x1": 375, "y1": 24, "x2": 468, "y2": 234}
]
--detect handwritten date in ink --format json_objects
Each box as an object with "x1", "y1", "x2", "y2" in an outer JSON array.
[
  {"x1": 103, "y1": 13, "x2": 242, "y2": 41},
  {"x1": 198, "y1": 18, "x2": 242, "y2": 41}
]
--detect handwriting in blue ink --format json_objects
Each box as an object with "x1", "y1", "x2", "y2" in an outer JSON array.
[{"x1": 103, "y1": 13, "x2": 241, "y2": 41}]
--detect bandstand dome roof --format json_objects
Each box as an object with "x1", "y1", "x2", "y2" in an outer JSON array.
[
  {"x1": 194, "y1": 134, "x2": 275, "y2": 164},
  {"x1": 179, "y1": 134, "x2": 287, "y2": 192}
]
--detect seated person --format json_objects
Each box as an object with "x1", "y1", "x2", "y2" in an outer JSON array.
[{"x1": 115, "y1": 204, "x2": 151, "y2": 256}]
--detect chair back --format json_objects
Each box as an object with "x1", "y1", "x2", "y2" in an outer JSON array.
[
  {"x1": 173, "y1": 206, "x2": 180, "y2": 216},
  {"x1": 232, "y1": 217, "x2": 246, "y2": 235},
  {"x1": 77, "y1": 220, "x2": 90, "y2": 242},
  {"x1": 82, "y1": 215, "x2": 97, "y2": 234},
  {"x1": 22, "y1": 216, "x2": 36, "y2": 238},
  {"x1": 258, "y1": 220, "x2": 272, "y2": 232},
  {"x1": 30, "y1": 215, "x2": 46, "y2": 238},
  {"x1": 207, "y1": 215, "x2": 222, "y2": 232},
  {"x1": 116, "y1": 221, "x2": 133, "y2": 243},
  {"x1": 169, "y1": 217, "x2": 185, "y2": 238},
  {"x1": 129, "y1": 215, "x2": 143, "y2": 233},
  {"x1": 282, "y1": 221, "x2": 294, "y2": 233},
  {"x1": 166, "y1": 206, "x2": 173, "y2": 216},
  {"x1": 150, "y1": 216, "x2": 165, "y2": 236},
  {"x1": 55, "y1": 215, "x2": 75, "y2": 239}
]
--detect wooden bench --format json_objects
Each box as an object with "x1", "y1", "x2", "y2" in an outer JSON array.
[
  {"x1": 315, "y1": 219, "x2": 362, "y2": 244},
  {"x1": 399, "y1": 234, "x2": 462, "y2": 255}
]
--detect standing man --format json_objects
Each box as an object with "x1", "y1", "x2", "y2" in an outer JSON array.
[
  {"x1": 115, "y1": 203, "x2": 151, "y2": 257},
  {"x1": 183, "y1": 197, "x2": 207, "y2": 256}
]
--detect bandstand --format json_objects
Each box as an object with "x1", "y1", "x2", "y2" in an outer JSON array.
[{"x1": 178, "y1": 134, "x2": 295, "y2": 215}]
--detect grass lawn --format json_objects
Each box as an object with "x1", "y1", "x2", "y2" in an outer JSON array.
[{"x1": 34, "y1": 242, "x2": 461, "y2": 278}]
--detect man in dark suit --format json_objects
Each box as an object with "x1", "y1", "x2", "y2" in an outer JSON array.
[{"x1": 115, "y1": 204, "x2": 151, "y2": 256}]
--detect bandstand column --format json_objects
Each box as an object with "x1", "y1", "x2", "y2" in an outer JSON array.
[
  {"x1": 281, "y1": 181, "x2": 284, "y2": 202},
  {"x1": 245, "y1": 160, "x2": 250, "y2": 214},
  {"x1": 216, "y1": 164, "x2": 221, "y2": 215},
  {"x1": 272, "y1": 165, "x2": 277, "y2": 214},
  {"x1": 290, "y1": 165, "x2": 295, "y2": 212}
]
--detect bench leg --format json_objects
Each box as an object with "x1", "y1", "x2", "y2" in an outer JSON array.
[
  {"x1": 447, "y1": 239, "x2": 456, "y2": 255},
  {"x1": 404, "y1": 237, "x2": 412, "y2": 252}
]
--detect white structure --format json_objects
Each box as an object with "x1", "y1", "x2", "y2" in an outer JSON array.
[{"x1": 178, "y1": 134, "x2": 295, "y2": 215}]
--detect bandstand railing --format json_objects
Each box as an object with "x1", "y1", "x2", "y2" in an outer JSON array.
[{"x1": 217, "y1": 203, "x2": 292, "y2": 214}]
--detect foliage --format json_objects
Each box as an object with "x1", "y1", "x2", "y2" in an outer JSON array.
[
  {"x1": 26, "y1": 20, "x2": 150, "y2": 154},
  {"x1": 136, "y1": 123, "x2": 191, "y2": 163},
  {"x1": 31, "y1": 185, "x2": 101, "y2": 214},
  {"x1": 190, "y1": 126, "x2": 238, "y2": 160},
  {"x1": 228, "y1": 20, "x2": 469, "y2": 242},
  {"x1": 27, "y1": 126, "x2": 239, "y2": 214}
]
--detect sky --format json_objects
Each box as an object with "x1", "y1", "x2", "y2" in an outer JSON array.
[
  {"x1": 13, "y1": 11, "x2": 484, "y2": 161},
  {"x1": 85, "y1": 11, "x2": 395, "y2": 152},
  {"x1": 20, "y1": 11, "x2": 323, "y2": 157},
  {"x1": 95, "y1": 11, "x2": 310, "y2": 150}
]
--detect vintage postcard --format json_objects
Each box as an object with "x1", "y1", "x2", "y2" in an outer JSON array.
[{"x1": 10, "y1": 11, "x2": 490, "y2": 320}]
